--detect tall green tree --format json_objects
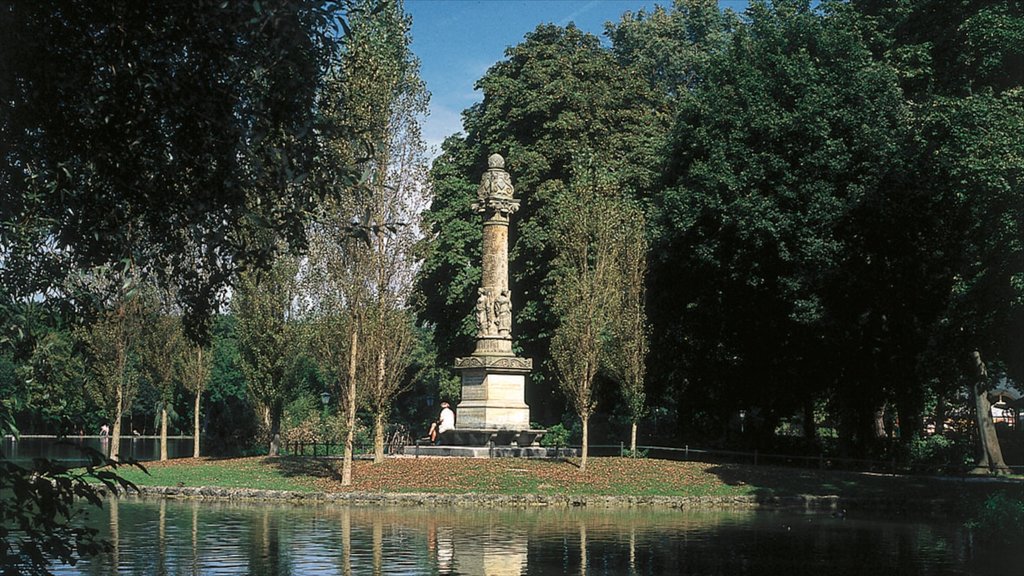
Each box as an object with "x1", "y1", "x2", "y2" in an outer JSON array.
[
  {"x1": 234, "y1": 254, "x2": 302, "y2": 456},
  {"x1": 303, "y1": 0, "x2": 427, "y2": 473},
  {"x1": 305, "y1": 209, "x2": 365, "y2": 485},
  {"x1": 918, "y1": 91, "x2": 1024, "y2": 473},
  {"x1": 0, "y1": 0, "x2": 362, "y2": 340},
  {"x1": 80, "y1": 272, "x2": 147, "y2": 461},
  {"x1": 855, "y1": 0, "x2": 1023, "y2": 468},
  {"x1": 603, "y1": 201, "x2": 650, "y2": 454},
  {"x1": 177, "y1": 341, "x2": 212, "y2": 459},
  {"x1": 652, "y1": 0, "x2": 919, "y2": 449},
  {"x1": 550, "y1": 166, "x2": 634, "y2": 472},
  {"x1": 346, "y1": 0, "x2": 428, "y2": 464},
  {"x1": 139, "y1": 302, "x2": 185, "y2": 461}
]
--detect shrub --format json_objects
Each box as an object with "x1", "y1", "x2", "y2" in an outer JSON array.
[
  {"x1": 539, "y1": 423, "x2": 571, "y2": 447},
  {"x1": 966, "y1": 490, "x2": 1024, "y2": 549},
  {"x1": 906, "y1": 434, "x2": 972, "y2": 472}
]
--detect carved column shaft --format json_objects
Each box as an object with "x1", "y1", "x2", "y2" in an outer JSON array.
[{"x1": 481, "y1": 214, "x2": 509, "y2": 294}]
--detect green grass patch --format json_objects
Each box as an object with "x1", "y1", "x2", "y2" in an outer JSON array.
[
  {"x1": 118, "y1": 457, "x2": 318, "y2": 493},
  {"x1": 111, "y1": 456, "x2": 1019, "y2": 510}
]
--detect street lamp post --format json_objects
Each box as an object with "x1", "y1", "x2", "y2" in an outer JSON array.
[{"x1": 320, "y1": 391, "x2": 330, "y2": 455}]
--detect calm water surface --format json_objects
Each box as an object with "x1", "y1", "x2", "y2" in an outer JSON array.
[
  {"x1": 53, "y1": 498, "x2": 1001, "y2": 575},
  {"x1": 4, "y1": 435, "x2": 194, "y2": 463}
]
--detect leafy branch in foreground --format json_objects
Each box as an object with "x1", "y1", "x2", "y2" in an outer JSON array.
[{"x1": 0, "y1": 443, "x2": 144, "y2": 575}]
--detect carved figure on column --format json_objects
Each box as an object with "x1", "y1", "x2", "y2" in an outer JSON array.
[
  {"x1": 494, "y1": 290, "x2": 512, "y2": 336},
  {"x1": 476, "y1": 288, "x2": 494, "y2": 336}
]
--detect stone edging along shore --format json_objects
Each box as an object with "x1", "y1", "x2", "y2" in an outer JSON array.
[{"x1": 120, "y1": 485, "x2": 948, "y2": 514}]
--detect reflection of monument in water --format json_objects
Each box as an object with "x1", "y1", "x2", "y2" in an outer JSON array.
[{"x1": 427, "y1": 517, "x2": 527, "y2": 576}]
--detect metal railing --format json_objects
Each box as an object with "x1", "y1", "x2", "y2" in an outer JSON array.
[
  {"x1": 579, "y1": 443, "x2": 1024, "y2": 475},
  {"x1": 271, "y1": 436, "x2": 1024, "y2": 476},
  {"x1": 284, "y1": 427, "x2": 412, "y2": 459}
]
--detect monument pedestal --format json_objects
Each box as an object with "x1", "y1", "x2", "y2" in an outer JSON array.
[{"x1": 454, "y1": 352, "x2": 532, "y2": 430}]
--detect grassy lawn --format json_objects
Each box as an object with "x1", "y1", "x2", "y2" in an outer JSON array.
[
  {"x1": 121, "y1": 455, "x2": 1022, "y2": 512},
  {"x1": 117, "y1": 457, "x2": 318, "y2": 493}
]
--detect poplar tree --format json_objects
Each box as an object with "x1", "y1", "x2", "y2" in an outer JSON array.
[
  {"x1": 177, "y1": 341, "x2": 212, "y2": 458},
  {"x1": 306, "y1": 0, "x2": 428, "y2": 473},
  {"x1": 550, "y1": 166, "x2": 630, "y2": 472},
  {"x1": 139, "y1": 293, "x2": 185, "y2": 461},
  {"x1": 80, "y1": 270, "x2": 147, "y2": 461},
  {"x1": 603, "y1": 202, "x2": 649, "y2": 454},
  {"x1": 234, "y1": 254, "x2": 302, "y2": 456}
]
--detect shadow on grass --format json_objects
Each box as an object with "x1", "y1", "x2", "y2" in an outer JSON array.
[
  {"x1": 704, "y1": 462, "x2": 1017, "y2": 514},
  {"x1": 264, "y1": 456, "x2": 341, "y2": 482}
]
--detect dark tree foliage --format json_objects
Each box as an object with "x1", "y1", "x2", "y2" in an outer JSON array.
[
  {"x1": 651, "y1": 0, "x2": 928, "y2": 448},
  {"x1": 855, "y1": 0, "x2": 1024, "y2": 95},
  {"x1": 414, "y1": 0, "x2": 1022, "y2": 459},
  {"x1": 0, "y1": 2, "x2": 366, "y2": 572},
  {"x1": 0, "y1": 0, "x2": 361, "y2": 340}
]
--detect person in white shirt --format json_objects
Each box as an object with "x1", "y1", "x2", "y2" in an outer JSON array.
[{"x1": 429, "y1": 401, "x2": 455, "y2": 443}]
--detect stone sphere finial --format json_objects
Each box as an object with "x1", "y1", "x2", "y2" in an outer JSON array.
[{"x1": 488, "y1": 153, "x2": 505, "y2": 169}]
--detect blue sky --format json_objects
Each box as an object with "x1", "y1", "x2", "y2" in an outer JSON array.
[{"x1": 405, "y1": 1, "x2": 751, "y2": 152}]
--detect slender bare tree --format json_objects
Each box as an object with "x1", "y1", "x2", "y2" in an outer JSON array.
[
  {"x1": 603, "y1": 202, "x2": 649, "y2": 455},
  {"x1": 81, "y1": 268, "x2": 146, "y2": 461},
  {"x1": 177, "y1": 340, "x2": 212, "y2": 458},
  {"x1": 550, "y1": 169, "x2": 626, "y2": 472}
]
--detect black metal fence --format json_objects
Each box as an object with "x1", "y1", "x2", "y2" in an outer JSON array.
[
  {"x1": 278, "y1": 436, "x2": 1024, "y2": 476},
  {"x1": 283, "y1": 427, "x2": 412, "y2": 458},
  {"x1": 582, "y1": 443, "x2": 1024, "y2": 475}
]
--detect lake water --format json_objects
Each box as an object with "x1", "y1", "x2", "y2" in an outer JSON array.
[
  {"x1": 49, "y1": 498, "x2": 1003, "y2": 575},
  {"x1": 4, "y1": 435, "x2": 195, "y2": 463}
]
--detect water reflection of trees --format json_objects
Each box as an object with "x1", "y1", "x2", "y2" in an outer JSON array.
[{"x1": 81, "y1": 500, "x2": 973, "y2": 575}]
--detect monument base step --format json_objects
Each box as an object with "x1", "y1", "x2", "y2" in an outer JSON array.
[
  {"x1": 433, "y1": 428, "x2": 546, "y2": 447},
  {"x1": 401, "y1": 444, "x2": 577, "y2": 459}
]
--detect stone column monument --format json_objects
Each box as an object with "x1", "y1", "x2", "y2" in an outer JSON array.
[{"x1": 454, "y1": 153, "x2": 533, "y2": 430}]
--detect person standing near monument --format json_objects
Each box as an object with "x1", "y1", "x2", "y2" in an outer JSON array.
[{"x1": 428, "y1": 401, "x2": 456, "y2": 443}]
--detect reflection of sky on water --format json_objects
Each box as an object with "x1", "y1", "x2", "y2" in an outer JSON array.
[{"x1": 51, "y1": 498, "x2": 992, "y2": 575}]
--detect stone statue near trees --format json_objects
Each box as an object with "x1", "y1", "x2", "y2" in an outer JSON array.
[{"x1": 455, "y1": 154, "x2": 534, "y2": 431}]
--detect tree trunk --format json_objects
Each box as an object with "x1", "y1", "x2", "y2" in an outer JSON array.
[
  {"x1": 374, "y1": 412, "x2": 385, "y2": 464},
  {"x1": 629, "y1": 421, "x2": 638, "y2": 454},
  {"x1": 110, "y1": 387, "x2": 124, "y2": 460},
  {"x1": 580, "y1": 414, "x2": 589, "y2": 472},
  {"x1": 802, "y1": 399, "x2": 817, "y2": 441},
  {"x1": 268, "y1": 404, "x2": 281, "y2": 456},
  {"x1": 969, "y1": 351, "x2": 1009, "y2": 475},
  {"x1": 934, "y1": 395, "x2": 946, "y2": 436},
  {"x1": 160, "y1": 405, "x2": 168, "y2": 461},
  {"x1": 373, "y1": 348, "x2": 386, "y2": 463},
  {"x1": 873, "y1": 403, "x2": 887, "y2": 439},
  {"x1": 342, "y1": 320, "x2": 359, "y2": 486},
  {"x1": 193, "y1": 387, "x2": 201, "y2": 458}
]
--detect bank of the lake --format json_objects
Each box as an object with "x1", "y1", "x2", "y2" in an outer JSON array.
[{"x1": 113, "y1": 456, "x2": 1022, "y2": 516}]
